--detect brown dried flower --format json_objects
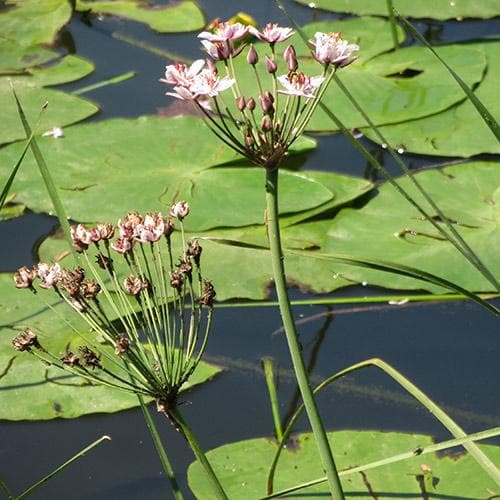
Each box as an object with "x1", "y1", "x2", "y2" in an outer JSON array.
[{"x1": 12, "y1": 329, "x2": 40, "y2": 351}]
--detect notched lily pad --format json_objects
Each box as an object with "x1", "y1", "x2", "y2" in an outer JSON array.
[
  {"x1": 188, "y1": 429, "x2": 500, "y2": 498},
  {"x1": 293, "y1": 0, "x2": 500, "y2": 20},
  {"x1": 362, "y1": 42, "x2": 500, "y2": 157},
  {"x1": 76, "y1": 0, "x2": 205, "y2": 33}
]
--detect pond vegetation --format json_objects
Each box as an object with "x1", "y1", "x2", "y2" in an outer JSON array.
[{"x1": 0, "y1": 0, "x2": 499, "y2": 498}]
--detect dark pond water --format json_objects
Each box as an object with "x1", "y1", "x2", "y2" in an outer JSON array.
[{"x1": 0, "y1": 1, "x2": 499, "y2": 499}]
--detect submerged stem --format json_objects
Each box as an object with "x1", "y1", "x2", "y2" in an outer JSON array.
[{"x1": 264, "y1": 168, "x2": 345, "y2": 499}]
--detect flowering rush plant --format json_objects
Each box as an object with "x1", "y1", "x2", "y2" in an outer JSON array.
[
  {"x1": 13, "y1": 202, "x2": 215, "y2": 415},
  {"x1": 161, "y1": 21, "x2": 359, "y2": 169}
]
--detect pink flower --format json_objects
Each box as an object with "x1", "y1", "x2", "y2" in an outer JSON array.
[
  {"x1": 198, "y1": 22, "x2": 248, "y2": 42},
  {"x1": 134, "y1": 212, "x2": 165, "y2": 243},
  {"x1": 190, "y1": 69, "x2": 235, "y2": 98},
  {"x1": 166, "y1": 85, "x2": 212, "y2": 111},
  {"x1": 201, "y1": 40, "x2": 233, "y2": 61},
  {"x1": 249, "y1": 23, "x2": 294, "y2": 44},
  {"x1": 310, "y1": 32, "x2": 359, "y2": 67},
  {"x1": 35, "y1": 263, "x2": 61, "y2": 289},
  {"x1": 170, "y1": 201, "x2": 190, "y2": 220},
  {"x1": 277, "y1": 72, "x2": 324, "y2": 99},
  {"x1": 160, "y1": 60, "x2": 205, "y2": 86},
  {"x1": 72, "y1": 223, "x2": 92, "y2": 246},
  {"x1": 112, "y1": 237, "x2": 134, "y2": 254}
]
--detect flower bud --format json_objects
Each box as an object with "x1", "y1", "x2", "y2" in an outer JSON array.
[
  {"x1": 284, "y1": 44, "x2": 298, "y2": 71},
  {"x1": 259, "y1": 94, "x2": 274, "y2": 115},
  {"x1": 264, "y1": 90, "x2": 274, "y2": 103},
  {"x1": 246, "y1": 97, "x2": 256, "y2": 111},
  {"x1": 265, "y1": 55, "x2": 277, "y2": 74},
  {"x1": 261, "y1": 115, "x2": 272, "y2": 132},
  {"x1": 236, "y1": 95, "x2": 246, "y2": 111},
  {"x1": 246, "y1": 44, "x2": 259, "y2": 65}
]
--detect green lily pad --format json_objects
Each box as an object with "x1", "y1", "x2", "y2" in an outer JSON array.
[
  {"x1": 175, "y1": 167, "x2": 334, "y2": 231},
  {"x1": 188, "y1": 430, "x2": 500, "y2": 498},
  {"x1": 0, "y1": 79, "x2": 99, "y2": 146},
  {"x1": 23, "y1": 55, "x2": 95, "y2": 87},
  {"x1": 76, "y1": 0, "x2": 205, "y2": 33},
  {"x1": 0, "y1": 115, "x2": 316, "y2": 224},
  {"x1": 232, "y1": 20, "x2": 486, "y2": 132},
  {"x1": 320, "y1": 161, "x2": 500, "y2": 293},
  {"x1": 0, "y1": 203, "x2": 25, "y2": 221},
  {"x1": 294, "y1": 0, "x2": 500, "y2": 20},
  {"x1": 362, "y1": 42, "x2": 500, "y2": 157},
  {"x1": 0, "y1": 0, "x2": 70, "y2": 73},
  {"x1": 0, "y1": 273, "x2": 222, "y2": 420}
]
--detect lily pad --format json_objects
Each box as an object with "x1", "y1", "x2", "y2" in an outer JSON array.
[
  {"x1": 320, "y1": 161, "x2": 500, "y2": 293},
  {"x1": 0, "y1": 273, "x2": 222, "y2": 420},
  {"x1": 0, "y1": 79, "x2": 99, "y2": 146},
  {"x1": 188, "y1": 429, "x2": 500, "y2": 498},
  {"x1": 0, "y1": 115, "x2": 316, "y2": 224},
  {"x1": 23, "y1": 55, "x2": 95, "y2": 87},
  {"x1": 231, "y1": 20, "x2": 486, "y2": 132},
  {"x1": 0, "y1": 0, "x2": 70, "y2": 73},
  {"x1": 293, "y1": 0, "x2": 500, "y2": 20},
  {"x1": 76, "y1": 0, "x2": 205, "y2": 33},
  {"x1": 362, "y1": 42, "x2": 500, "y2": 157}
]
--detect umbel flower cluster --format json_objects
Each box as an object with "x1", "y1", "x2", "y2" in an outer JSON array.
[
  {"x1": 161, "y1": 21, "x2": 359, "y2": 169},
  {"x1": 13, "y1": 202, "x2": 215, "y2": 413}
]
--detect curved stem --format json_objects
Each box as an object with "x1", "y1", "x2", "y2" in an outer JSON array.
[
  {"x1": 169, "y1": 407, "x2": 228, "y2": 500},
  {"x1": 265, "y1": 167, "x2": 345, "y2": 499}
]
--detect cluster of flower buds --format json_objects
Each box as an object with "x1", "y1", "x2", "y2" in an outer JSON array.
[{"x1": 161, "y1": 20, "x2": 359, "y2": 169}]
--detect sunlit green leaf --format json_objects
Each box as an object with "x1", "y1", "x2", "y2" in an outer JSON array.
[
  {"x1": 0, "y1": 0, "x2": 70, "y2": 73},
  {"x1": 0, "y1": 80, "x2": 99, "y2": 147},
  {"x1": 0, "y1": 116, "x2": 316, "y2": 223},
  {"x1": 362, "y1": 42, "x2": 500, "y2": 157},
  {"x1": 76, "y1": 0, "x2": 205, "y2": 33},
  {"x1": 188, "y1": 430, "x2": 500, "y2": 498},
  {"x1": 293, "y1": 0, "x2": 500, "y2": 20}
]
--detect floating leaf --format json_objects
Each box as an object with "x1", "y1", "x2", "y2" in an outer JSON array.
[
  {"x1": 319, "y1": 161, "x2": 500, "y2": 292},
  {"x1": 76, "y1": 0, "x2": 205, "y2": 33},
  {"x1": 293, "y1": 0, "x2": 500, "y2": 20},
  {"x1": 362, "y1": 42, "x2": 500, "y2": 157},
  {"x1": 0, "y1": 116, "x2": 316, "y2": 223},
  {"x1": 23, "y1": 55, "x2": 95, "y2": 87},
  {"x1": 0, "y1": 79, "x2": 99, "y2": 146},
  {"x1": 188, "y1": 429, "x2": 500, "y2": 498},
  {"x1": 0, "y1": 273, "x2": 222, "y2": 420},
  {"x1": 232, "y1": 19, "x2": 486, "y2": 132},
  {"x1": 0, "y1": 203, "x2": 25, "y2": 221},
  {"x1": 0, "y1": 0, "x2": 70, "y2": 73}
]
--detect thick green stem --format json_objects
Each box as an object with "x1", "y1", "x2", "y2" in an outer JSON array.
[
  {"x1": 169, "y1": 407, "x2": 228, "y2": 500},
  {"x1": 265, "y1": 168, "x2": 345, "y2": 499},
  {"x1": 138, "y1": 396, "x2": 184, "y2": 500}
]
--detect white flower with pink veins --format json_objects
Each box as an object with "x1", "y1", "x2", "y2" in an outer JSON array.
[
  {"x1": 249, "y1": 23, "x2": 294, "y2": 43},
  {"x1": 198, "y1": 21, "x2": 248, "y2": 42},
  {"x1": 277, "y1": 72, "x2": 325, "y2": 99},
  {"x1": 160, "y1": 59, "x2": 205, "y2": 87},
  {"x1": 190, "y1": 69, "x2": 235, "y2": 98},
  {"x1": 311, "y1": 32, "x2": 359, "y2": 66}
]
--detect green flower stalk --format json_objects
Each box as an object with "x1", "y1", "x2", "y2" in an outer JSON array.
[
  {"x1": 161, "y1": 21, "x2": 360, "y2": 498},
  {"x1": 13, "y1": 202, "x2": 227, "y2": 499}
]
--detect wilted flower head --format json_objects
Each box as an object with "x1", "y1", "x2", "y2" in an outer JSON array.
[
  {"x1": 124, "y1": 275, "x2": 149, "y2": 296},
  {"x1": 12, "y1": 329, "x2": 40, "y2": 351},
  {"x1": 310, "y1": 31, "x2": 359, "y2": 67},
  {"x1": 249, "y1": 23, "x2": 294, "y2": 44},
  {"x1": 35, "y1": 262, "x2": 61, "y2": 289},
  {"x1": 13, "y1": 266, "x2": 36, "y2": 289}
]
